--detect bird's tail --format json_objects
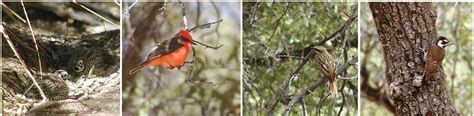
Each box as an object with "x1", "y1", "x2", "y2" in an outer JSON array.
[
  {"x1": 129, "y1": 62, "x2": 148, "y2": 75},
  {"x1": 329, "y1": 81, "x2": 337, "y2": 94},
  {"x1": 328, "y1": 62, "x2": 337, "y2": 94}
]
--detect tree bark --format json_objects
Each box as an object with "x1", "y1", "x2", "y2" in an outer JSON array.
[{"x1": 369, "y1": 3, "x2": 458, "y2": 115}]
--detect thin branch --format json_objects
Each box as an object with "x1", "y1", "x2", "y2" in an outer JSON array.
[
  {"x1": 338, "y1": 76, "x2": 358, "y2": 80},
  {"x1": 248, "y1": 3, "x2": 261, "y2": 27},
  {"x1": 283, "y1": 56, "x2": 357, "y2": 116},
  {"x1": 266, "y1": 12, "x2": 357, "y2": 114},
  {"x1": 210, "y1": 2, "x2": 221, "y2": 37},
  {"x1": 178, "y1": 0, "x2": 188, "y2": 29},
  {"x1": 21, "y1": 0, "x2": 43, "y2": 73},
  {"x1": 158, "y1": 0, "x2": 168, "y2": 16},
  {"x1": 302, "y1": 98, "x2": 308, "y2": 116},
  {"x1": 73, "y1": 0, "x2": 119, "y2": 27},
  {"x1": 186, "y1": 19, "x2": 224, "y2": 49},
  {"x1": 318, "y1": 91, "x2": 333, "y2": 115},
  {"x1": 196, "y1": 2, "x2": 201, "y2": 26},
  {"x1": 245, "y1": 11, "x2": 357, "y2": 65},
  {"x1": 266, "y1": 3, "x2": 289, "y2": 45},
  {"x1": 114, "y1": 0, "x2": 120, "y2": 6},
  {"x1": 192, "y1": 40, "x2": 223, "y2": 49},
  {"x1": 2, "y1": 3, "x2": 26, "y2": 23},
  {"x1": 338, "y1": 80, "x2": 347, "y2": 116},
  {"x1": 185, "y1": 47, "x2": 227, "y2": 86},
  {"x1": 128, "y1": 0, "x2": 138, "y2": 10},
  {"x1": 186, "y1": 47, "x2": 199, "y2": 84},
  {"x1": 314, "y1": 7, "x2": 358, "y2": 47},
  {"x1": 187, "y1": 19, "x2": 223, "y2": 33}
]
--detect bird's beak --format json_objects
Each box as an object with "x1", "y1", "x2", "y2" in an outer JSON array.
[{"x1": 446, "y1": 43, "x2": 455, "y2": 46}]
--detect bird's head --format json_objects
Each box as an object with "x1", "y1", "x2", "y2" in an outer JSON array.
[
  {"x1": 54, "y1": 70, "x2": 70, "y2": 80},
  {"x1": 178, "y1": 30, "x2": 193, "y2": 42},
  {"x1": 312, "y1": 46, "x2": 329, "y2": 53},
  {"x1": 437, "y1": 36, "x2": 451, "y2": 48}
]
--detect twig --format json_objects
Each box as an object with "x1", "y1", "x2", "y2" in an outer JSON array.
[
  {"x1": 302, "y1": 98, "x2": 308, "y2": 116},
  {"x1": 128, "y1": 0, "x2": 138, "y2": 10},
  {"x1": 338, "y1": 80, "x2": 347, "y2": 116},
  {"x1": 266, "y1": 3, "x2": 289, "y2": 45},
  {"x1": 187, "y1": 19, "x2": 224, "y2": 33},
  {"x1": 318, "y1": 92, "x2": 332, "y2": 115},
  {"x1": 114, "y1": 0, "x2": 120, "y2": 6},
  {"x1": 192, "y1": 40, "x2": 223, "y2": 49},
  {"x1": 185, "y1": 47, "x2": 204, "y2": 85},
  {"x1": 185, "y1": 19, "x2": 224, "y2": 49},
  {"x1": 337, "y1": 13, "x2": 354, "y2": 115},
  {"x1": 73, "y1": 0, "x2": 119, "y2": 27},
  {"x1": 314, "y1": 7, "x2": 357, "y2": 47},
  {"x1": 185, "y1": 47, "x2": 227, "y2": 86},
  {"x1": 338, "y1": 76, "x2": 358, "y2": 80},
  {"x1": 21, "y1": 0, "x2": 43, "y2": 73},
  {"x1": 245, "y1": 10, "x2": 357, "y2": 65},
  {"x1": 267, "y1": 13, "x2": 357, "y2": 114},
  {"x1": 2, "y1": 23, "x2": 48, "y2": 102},
  {"x1": 2, "y1": 3, "x2": 26, "y2": 23},
  {"x1": 157, "y1": 0, "x2": 168, "y2": 16},
  {"x1": 210, "y1": 2, "x2": 221, "y2": 36},
  {"x1": 283, "y1": 56, "x2": 357, "y2": 116},
  {"x1": 248, "y1": 3, "x2": 261, "y2": 27},
  {"x1": 196, "y1": 3, "x2": 201, "y2": 26},
  {"x1": 178, "y1": 0, "x2": 188, "y2": 29}
]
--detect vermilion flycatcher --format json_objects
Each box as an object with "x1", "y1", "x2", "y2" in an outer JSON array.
[{"x1": 129, "y1": 30, "x2": 193, "y2": 74}]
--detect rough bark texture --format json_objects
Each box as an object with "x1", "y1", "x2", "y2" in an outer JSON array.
[{"x1": 369, "y1": 3, "x2": 458, "y2": 115}]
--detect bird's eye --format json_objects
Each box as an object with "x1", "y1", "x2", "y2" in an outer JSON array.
[
  {"x1": 74, "y1": 60, "x2": 85, "y2": 72},
  {"x1": 59, "y1": 73, "x2": 69, "y2": 80}
]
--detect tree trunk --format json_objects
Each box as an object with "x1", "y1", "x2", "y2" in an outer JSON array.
[{"x1": 369, "y1": 3, "x2": 458, "y2": 115}]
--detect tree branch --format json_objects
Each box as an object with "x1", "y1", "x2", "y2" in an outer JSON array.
[
  {"x1": 244, "y1": 12, "x2": 357, "y2": 65},
  {"x1": 283, "y1": 56, "x2": 357, "y2": 116},
  {"x1": 266, "y1": 10, "x2": 358, "y2": 115}
]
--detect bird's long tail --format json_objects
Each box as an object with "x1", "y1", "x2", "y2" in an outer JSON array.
[
  {"x1": 129, "y1": 62, "x2": 148, "y2": 75},
  {"x1": 329, "y1": 81, "x2": 337, "y2": 94},
  {"x1": 329, "y1": 63, "x2": 337, "y2": 94}
]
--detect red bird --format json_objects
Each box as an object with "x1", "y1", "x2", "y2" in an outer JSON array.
[{"x1": 129, "y1": 30, "x2": 193, "y2": 74}]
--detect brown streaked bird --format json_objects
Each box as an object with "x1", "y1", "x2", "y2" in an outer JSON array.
[
  {"x1": 424, "y1": 36, "x2": 451, "y2": 81},
  {"x1": 33, "y1": 70, "x2": 70, "y2": 101},
  {"x1": 312, "y1": 46, "x2": 337, "y2": 94},
  {"x1": 67, "y1": 48, "x2": 100, "y2": 77}
]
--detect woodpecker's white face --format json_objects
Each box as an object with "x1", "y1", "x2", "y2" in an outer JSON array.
[{"x1": 437, "y1": 36, "x2": 449, "y2": 48}]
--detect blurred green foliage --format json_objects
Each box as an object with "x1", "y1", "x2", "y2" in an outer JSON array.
[
  {"x1": 122, "y1": 2, "x2": 241, "y2": 115},
  {"x1": 360, "y1": 3, "x2": 472, "y2": 115},
  {"x1": 243, "y1": 2, "x2": 358, "y2": 115}
]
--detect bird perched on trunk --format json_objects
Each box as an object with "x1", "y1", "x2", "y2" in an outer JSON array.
[
  {"x1": 424, "y1": 36, "x2": 451, "y2": 81},
  {"x1": 312, "y1": 46, "x2": 337, "y2": 94}
]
